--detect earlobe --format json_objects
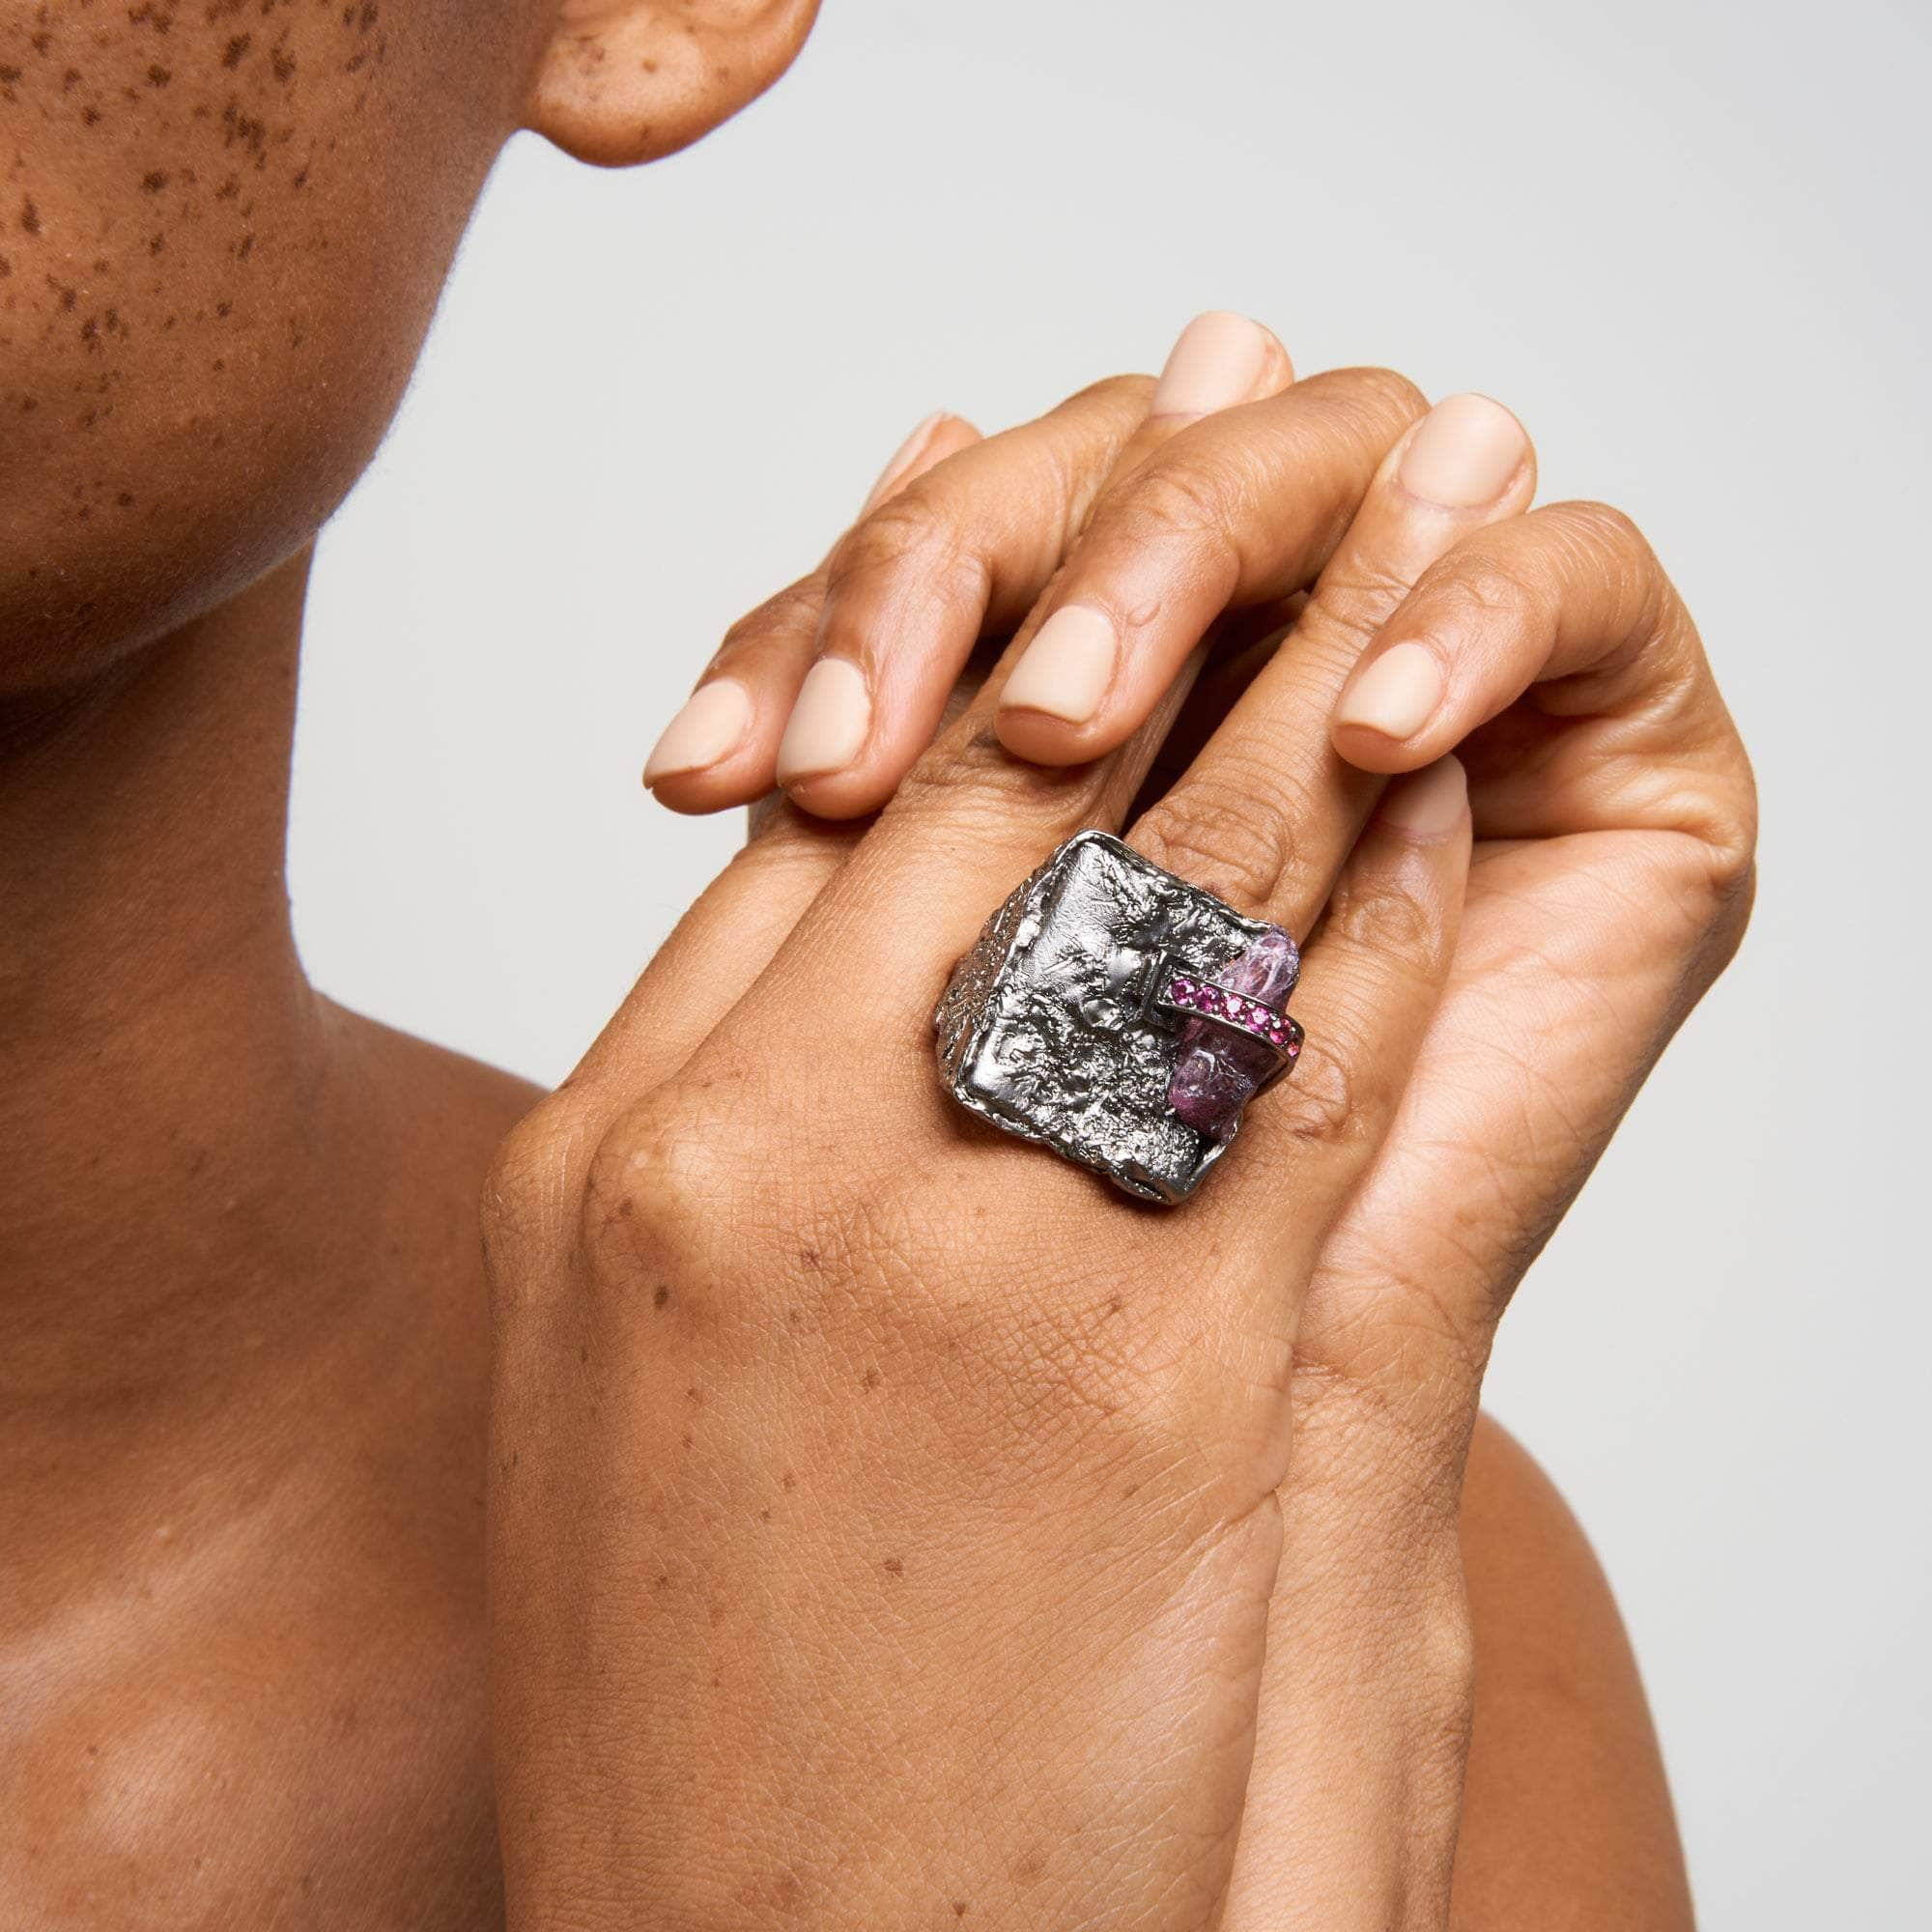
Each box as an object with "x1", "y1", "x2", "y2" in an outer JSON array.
[{"x1": 524, "y1": 0, "x2": 820, "y2": 168}]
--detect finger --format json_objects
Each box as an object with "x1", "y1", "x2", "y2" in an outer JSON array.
[
  {"x1": 1330, "y1": 501, "x2": 1745, "y2": 846},
  {"x1": 1193, "y1": 757, "x2": 1471, "y2": 1264},
  {"x1": 779, "y1": 314, "x2": 1293, "y2": 818},
  {"x1": 1127, "y1": 394, "x2": 1533, "y2": 948},
  {"x1": 989, "y1": 366, "x2": 1444, "y2": 766},
  {"x1": 642, "y1": 410, "x2": 983, "y2": 814}
]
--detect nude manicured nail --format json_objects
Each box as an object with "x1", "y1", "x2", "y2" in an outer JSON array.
[
  {"x1": 1337, "y1": 641, "x2": 1443, "y2": 741},
  {"x1": 999, "y1": 606, "x2": 1118, "y2": 724},
  {"x1": 861, "y1": 411, "x2": 951, "y2": 514},
  {"x1": 1398, "y1": 394, "x2": 1526, "y2": 508},
  {"x1": 1377, "y1": 755, "x2": 1467, "y2": 837},
  {"x1": 643, "y1": 678, "x2": 752, "y2": 783},
  {"x1": 778, "y1": 657, "x2": 870, "y2": 781},
  {"x1": 1151, "y1": 311, "x2": 1269, "y2": 418}
]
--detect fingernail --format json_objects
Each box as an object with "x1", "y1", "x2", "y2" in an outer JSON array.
[
  {"x1": 1377, "y1": 755, "x2": 1467, "y2": 838},
  {"x1": 998, "y1": 606, "x2": 1118, "y2": 724},
  {"x1": 1151, "y1": 311, "x2": 1269, "y2": 418},
  {"x1": 1398, "y1": 394, "x2": 1526, "y2": 508},
  {"x1": 1336, "y1": 640, "x2": 1443, "y2": 741},
  {"x1": 643, "y1": 678, "x2": 752, "y2": 783},
  {"x1": 777, "y1": 657, "x2": 870, "y2": 781},
  {"x1": 861, "y1": 410, "x2": 951, "y2": 514}
]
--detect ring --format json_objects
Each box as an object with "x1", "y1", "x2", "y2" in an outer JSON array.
[{"x1": 934, "y1": 830, "x2": 1305, "y2": 1204}]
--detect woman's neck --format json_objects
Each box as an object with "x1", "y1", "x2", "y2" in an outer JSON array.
[{"x1": 0, "y1": 549, "x2": 373, "y2": 1423}]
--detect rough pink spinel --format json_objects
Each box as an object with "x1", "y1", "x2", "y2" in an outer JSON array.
[{"x1": 1167, "y1": 927, "x2": 1299, "y2": 1143}]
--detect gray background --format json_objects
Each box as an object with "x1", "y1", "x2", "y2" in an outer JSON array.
[{"x1": 289, "y1": 0, "x2": 1931, "y2": 1919}]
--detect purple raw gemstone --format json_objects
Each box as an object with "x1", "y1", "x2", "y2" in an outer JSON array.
[{"x1": 1166, "y1": 926, "x2": 1299, "y2": 1143}]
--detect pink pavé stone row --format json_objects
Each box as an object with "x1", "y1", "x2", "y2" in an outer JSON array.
[{"x1": 1164, "y1": 974, "x2": 1300, "y2": 1052}]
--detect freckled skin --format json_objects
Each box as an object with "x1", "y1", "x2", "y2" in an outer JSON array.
[{"x1": 0, "y1": 0, "x2": 546, "y2": 683}]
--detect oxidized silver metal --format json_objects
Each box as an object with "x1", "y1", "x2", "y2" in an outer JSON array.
[{"x1": 933, "y1": 829, "x2": 1302, "y2": 1204}]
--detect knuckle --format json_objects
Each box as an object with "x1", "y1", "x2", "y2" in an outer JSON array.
[
  {"x1": 828, "y1": 492, "x2": 957, "y2": 588},
  {"x1": 1267, "y1": 1028, "x2": 1377, "y2": 1154},
  {"x1": 1116, "y1": 455, "x2": 1247, "y2": 557},
  {"x1": 1327, "y1": 860, "x2": 1449, "y2": 976},
  {"x1": 1297, "y1": 363, "x2": 1430, "y2": 440},
  {"x1": 1543, "y1": 496, "x2": 1650, "y2": 564},
  {"x1": 1435, "y1": 553, "x2": 1543, "y2": 632},
  {"x1": 574, "y1": 1090, "x2": 744, "y2": 1318},
  {"x1": 1058, "y1": 370, "x2": 1157, "y2": 414},
  {"x1": 481, "y1": 1106, "x2": 568, "y2": 1262},
  {"x1": 1535, "y1": 498, "x2": 1669, "y2": 639},
  {"x1": 1302, "y1": 549, "x2": 1425, "y2": 648},
  {"x1": 719, "y1": 575, "x2": 823, "y2": 658},
  {"x1": 481, "y1": 1092, "x2": 603, "y2": 1324},
  {"x1": 890, "y1": 714, "x2": 1102, "y2": 840},
  {"x1": 1132, "y1": 764, "x2": 1304, "y2": 914}
]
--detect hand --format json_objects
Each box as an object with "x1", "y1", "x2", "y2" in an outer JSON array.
[
  {"x1": 485, "y1": 356, "x2": 1498, "y2": 1930},
  {"x1": 642, "y1": 310, "x2": 1297, "y2": 816},
  {"x1": 634, "y1": 313, "x2": 1756, "y2": 1922}
]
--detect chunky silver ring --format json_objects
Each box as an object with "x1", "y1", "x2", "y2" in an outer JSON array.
[{"x1": 933, "y1": 830, "x2": 1305, "y2": 1204}]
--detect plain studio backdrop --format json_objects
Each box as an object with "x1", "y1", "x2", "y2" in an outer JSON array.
[{"x1": 290, "y1": 0, "x2": 1928, "y2": 1920}]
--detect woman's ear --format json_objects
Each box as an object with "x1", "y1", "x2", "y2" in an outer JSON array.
[{"x1": 524, "y1": 0, "x2": 820, "y2": 168}]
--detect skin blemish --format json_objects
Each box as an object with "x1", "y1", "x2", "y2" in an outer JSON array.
[
  {"x1": 19, "y1": 198, "x2": 40, "y2": 235},
  {"x1": 861, "y1": 1368, "x2": 881, "y2": 1391},
  {"x1": 81, "y1": 104, "x2": 101, "y2": 124},
  {"x1": 63, "y1": 67, "x2": 82, "y2": 89},
  {"x1": 140, "y1": 170, "x2": 169, "y2": 193},
  {"x1": 882, "y1": 1556, "x2": 904, "y2": 1577},
  {"x1": 781, "y1": 1471, "x2": 796, "y2": 1492},
  {"x1": 148, "y1": 232, "x2": 162, "y2": 253},
  {"x1": 146, "y1": 63, "x2": 170, "y2": 85},
  {"x1": 220, "y1": 33, "x2": 249, "y2": 66},
  {"x1": 652, "y1": 1284, "x2": 670, "y2": 1310},
  {"x1": 116, "y1": 491, "x2": 133, "y2": 505},
  {"x1": 213, "y1": 298, "x2": 229, "y2": 316},
  {"x1": 270, "y1": 43, "x2": 294, "y2": 82},
  {"x1": 235, "y1": 233, "x2": 252, "y2": 259}
]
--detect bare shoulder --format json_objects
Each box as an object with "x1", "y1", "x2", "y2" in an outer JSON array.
[{"x1": 1452, "y1": 1415, "x2": 1694, "y2": 1930}]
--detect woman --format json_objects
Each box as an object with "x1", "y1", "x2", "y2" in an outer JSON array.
[{"x1": 0, "y1": 0, "x2": 1751, "y2": 1923}]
